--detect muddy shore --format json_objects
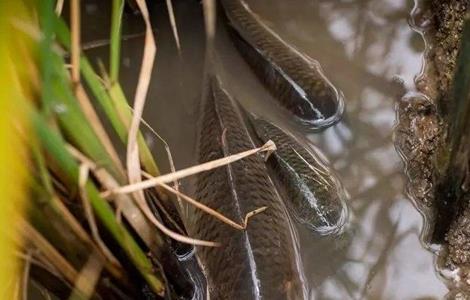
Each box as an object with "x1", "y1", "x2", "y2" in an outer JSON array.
[{"x1": 396, "y1": 0, "x2": 470, "y2": 293}]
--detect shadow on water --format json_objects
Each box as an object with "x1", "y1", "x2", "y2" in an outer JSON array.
[{"x1": 81, "y1": 0, "x2": 447, "y2": 298}]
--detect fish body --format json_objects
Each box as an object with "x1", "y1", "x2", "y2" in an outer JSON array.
[
  {"x1": 220, "y1": 0, "x2": 344, "y2": 129},
  {"x1": 251, "y1": 118, "x2": 349, "y2": 235},
  {"x1": 192, "y1": 78, "x2": 305, "y2": 299}
]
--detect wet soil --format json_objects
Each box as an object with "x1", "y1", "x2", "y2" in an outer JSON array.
[
  {"x1": 415, "y1": 1, "x2": 468, "y2": 104},
  {"x1": 396, "y1": 94, "x2": 442, "y2": 211},
  {"x1": 396, "y1": 0, "x2": 470, "y2": 293}
]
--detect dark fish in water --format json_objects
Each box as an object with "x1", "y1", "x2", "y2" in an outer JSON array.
[
  {"x1": 220, "y1": 0, "x2": 344, "y2": 129},
  {"x1": 191, "y1": 77, "x2": 305, "y2": 299},
  {"x1": 251, "y1": 118, "x2": 349, "y2": 235}
]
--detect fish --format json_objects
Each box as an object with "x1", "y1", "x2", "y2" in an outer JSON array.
[
  {"x1": 220, "y1": 0, "x2": 344, "y2": 129},
  {"x1": 191, "y1": 77, "x2": 305, "y2": 299},
  {"x1": 250, "y1": 118, "x2": 349, "y2": 235}
]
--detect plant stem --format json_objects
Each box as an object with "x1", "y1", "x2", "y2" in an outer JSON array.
[
  {"x1": 33, "y1": 110, "x2": 165, "y2": 296},
  {"x1": 110, "y1": 0, "x2": 124, "y2": 83}
]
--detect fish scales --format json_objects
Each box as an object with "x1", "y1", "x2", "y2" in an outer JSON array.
[
  {"x1": 221, "y1": 0, "x2": 344, "y2": 128},
  {"x1": 192, "y1": 78, "x2": 304, "y2": 299},
  {"x1": 252, "y1": 119, "x2": 348, "y2": 234}
]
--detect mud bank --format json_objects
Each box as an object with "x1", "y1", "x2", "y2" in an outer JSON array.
[{"x1": 396, "y1": 0, "x2": 470, "y2": 293}]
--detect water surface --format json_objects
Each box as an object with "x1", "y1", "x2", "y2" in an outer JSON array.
[{"x1": 82, "y1": 0, "x2": 447, "y2": 298}]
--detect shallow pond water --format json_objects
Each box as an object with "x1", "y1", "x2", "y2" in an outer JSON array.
[{"x1": 81, "y1": 0, "x2": 448, "y2": 298}]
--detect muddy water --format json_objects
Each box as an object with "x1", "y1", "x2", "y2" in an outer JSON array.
[{"x1": 82, "y1": 0, "x2": 447, "y2": 298}]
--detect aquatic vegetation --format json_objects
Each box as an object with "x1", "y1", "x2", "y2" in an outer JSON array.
[{"x1": 8, "y1": 0, "x2": 237, "y2": 298}]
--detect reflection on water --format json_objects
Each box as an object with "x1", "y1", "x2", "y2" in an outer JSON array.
[
  {"x1": 218, "y1": 0, "x2": 445, "y2": 298},
  {"x1": 83, "y1": 0, "x2": 447, "y2": 298}
]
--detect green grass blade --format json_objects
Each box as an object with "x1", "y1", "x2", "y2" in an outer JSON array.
[
  {"x1": 110, "y1": 0, "x2": 124, "y2": 83},
  {"x1": 39, "y1": 1, "x2": 123, "y2": 181},
  {"x1": 54, "y1": 16, "x2": 161, "y2": 177},
  {"x1": 32, "y1": 110, "x2": 165, "y2": 296}
]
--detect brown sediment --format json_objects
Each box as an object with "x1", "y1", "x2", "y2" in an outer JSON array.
[
  {"x1": 416, "y1": 1, "x2": 468, "y2": 108},
  {"x1": 396, "y1": 0, "x2": 470, "y2": 292},
  {"x1": 430, "y1": 1, "x2": 468, "y2": 108},
  {"x1": 395, "y1": 94, "x2": 442, "y2": 210},
  {"x1": 423, "y1": 0, "x2": 470, "y2": 247},
  {"x1": 399, "y1": 0, "x2": 468, "y2": 237},
  {"x1": 446, "y1": 198, "x2": 470, "y2": 267}
]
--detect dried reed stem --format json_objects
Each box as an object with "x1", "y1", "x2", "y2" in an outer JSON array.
[
  {"x1": 69, "y1": 0, "x2": 125, "y2": 178},
  {"x1": 105, "y1": 140, "x2": 276, "y2": 196},
  {"x1": 69, "y1": 145, "x2": 217, "y2": 247},
  {"x1": 70, "y1": 0, "x2": 80, "y2": 83},
  {"x1": 122, "y1": 0, "x2": 219, "y2": 247},
  {"x1": 69, "y1": 251, "x2": 104, "y2": 300},
  {"x1": 55, "y1": 0, "x2": 65, "y2": 15},
  {"x1": 155, "y1": 180, "x2": 267, "y2": 230},
  {"x1": 21, "y1": 250, "x2": 32, "y2": 300},
  {"x1": 165, "y1": 0, "x2": 181, "y2": 52},
  {"x1": 67, "y1": 145, "x2": 163, "y2": 252},
  {"x1": 18, "y1": 219, "x2": 78, "y2": 284}
]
